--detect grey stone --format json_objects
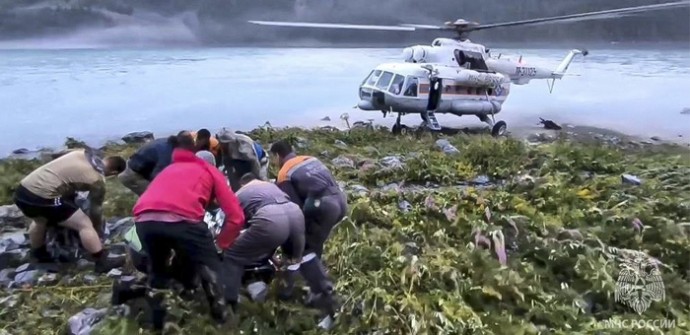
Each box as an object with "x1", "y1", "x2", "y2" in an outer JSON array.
[
  {"x1": 435, "y1": 139, "x2": 460, "y2": 155},
  {"x1": 107, "y1": 269, "x2": 123, "y2": 278},
  {"x1": 121, "y1": 131, "x2": 154, "y2": 144},
  {"x1": 0, "y1": 248, "x2": 30, "y2": 269},
  {"x1": 381, "y1": 183, "x2": 400, "y2": 193},
  {"x1": 398, "y1": 200, "x2": 412, "y2": 213},
  {"x1": 38, "y1": 273, "x2": 58, "y2": 285},
  {"x1": 473, "y1": 175, "x2": 490, "y2": 185},
  {"x1": 0, "y1": 205, "x2": 30, "y2": 229},
  {"x1": 0, "y1": 268, "x2": 15, "y2": 286},
  {"x1": 68, "y1": 307, "x2": 108, "y2": 335},
  {"x1": 350, "y1": 185, "x2": 369, "y2": 196},
  {"x1": 334, "y1": 140, "x2": 348, "y2": 148},
  {"x1": 379, "y1": 156, "x2": 404, "y2": 170},
  {"x1": 622, "y1": 174, "x2": 642, "y2": 185},
  {"x1": 295, "y1": 137, "x2": 309, "y2": 149},
  {"x1": 83, "y1": 275, "x2": 98, "y2": 284},
  {"x1": 13, "y1": 269, "x2": 41, "y2": 286},
  {"x1": 331, "y1": 155, "x2": 354, "y2": 169},
  {"x1": 0, "y1": 232, "x2": 27, "y2": 253},
  {"x1": 15, "y1": 263, "x2": 33, "y2": 273}
]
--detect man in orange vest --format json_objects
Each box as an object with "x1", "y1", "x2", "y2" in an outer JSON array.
[{"x1": 191, "y1": 129, "x2": 221, "y2": 166}]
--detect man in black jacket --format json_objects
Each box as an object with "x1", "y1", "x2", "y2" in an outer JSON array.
[{"x1": 118, "y1": 131, "x2": 191, "y2": 195}]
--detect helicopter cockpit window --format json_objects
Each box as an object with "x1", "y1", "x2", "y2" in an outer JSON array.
[
  {"x1": 375, "y1": 71, "x2": 394, "y2": 90},
  {"x1": 403, "y1": 76, "x2": 418, "y2": 97},
  {"x1": 365, "y1": 70, "x2": 382, "y2": 86},
  {"x1": 388, "y1": 74, "x2": 405, "y2": 95}
]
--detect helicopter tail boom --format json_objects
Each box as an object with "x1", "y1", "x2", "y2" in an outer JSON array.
[{"x1": 552, "y1": 49, "x2": 589, "y2": 79}]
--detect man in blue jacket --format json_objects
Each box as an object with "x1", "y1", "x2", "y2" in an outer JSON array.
[{"x1": 118, "y1": 131, "x2": 192, "y2": 195}]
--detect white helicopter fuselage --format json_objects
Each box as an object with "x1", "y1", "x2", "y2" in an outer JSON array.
[{"x1": 357, "y1": 37, "x2": 586, "y2": 118}]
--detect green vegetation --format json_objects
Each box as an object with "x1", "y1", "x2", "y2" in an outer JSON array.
[{"x1": 1, "y1": 127, "x2": 689, "y2": 334}]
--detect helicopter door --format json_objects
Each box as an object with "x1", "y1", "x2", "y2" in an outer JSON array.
[{"x1": 427, "y1": 78, "x2": 442, "y2": 111}]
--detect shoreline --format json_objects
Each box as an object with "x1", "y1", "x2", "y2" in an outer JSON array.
[{"x1": 4, "y1": 122, "x2": 688, "y2": 161}]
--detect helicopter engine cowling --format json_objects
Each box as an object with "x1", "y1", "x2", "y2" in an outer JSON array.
[{"x1": 402, "y1": 45, "x2": 431, "y2": 63}]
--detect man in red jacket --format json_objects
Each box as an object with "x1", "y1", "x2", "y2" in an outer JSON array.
[{"x1": 132, "y1": 133, "x2": 244, "y2": 330}]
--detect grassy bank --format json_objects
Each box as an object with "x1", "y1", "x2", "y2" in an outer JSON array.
[{"x1": 1, "y1": 127, "x2": 689, "y2": 335}]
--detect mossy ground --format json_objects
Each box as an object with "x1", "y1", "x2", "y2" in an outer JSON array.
[{"x1": 1, "y1": 127, "x2": 689, "y2": 335}]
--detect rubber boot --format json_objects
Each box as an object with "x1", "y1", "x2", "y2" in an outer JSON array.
[
  {"x1": 93, "y1": 250, "x2": 126, "y2": 274},
  {"x1": 199, "y1": 265, "x2": 228, "y2": 325},
  {"x1": 30, "y1": 245, "x2": 54, "y2": 263},
  {"x1": 299, "y1": 258, "x2": 338, "y2": 315},
  {"x1": 111, "y1": 279, "x2": 147, "y2": 305},
  {"x1": 146, "y1": 289, "x2": 167, "y2": 332},
  {"x1": 277, "y1": 267, "x2": 299, "y2": 301}
]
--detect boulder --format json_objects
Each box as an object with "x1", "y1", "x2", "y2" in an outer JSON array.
[
  {"x1": 435, "y1": 139, "x2": 459, "y2": 155},
  {"x1": 121, "y1": 131, "x2": 154, "y2": 144},
  {"x1": 0, "y1": 205, "x2": 30, "y2": 230}
]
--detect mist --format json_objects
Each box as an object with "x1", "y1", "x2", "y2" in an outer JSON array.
[{"x1": 0, "y1": 0, "x2": 688, "y2": 48}]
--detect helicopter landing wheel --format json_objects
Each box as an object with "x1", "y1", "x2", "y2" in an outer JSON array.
[{"x1": 491, "y1": 121, "x2": 507, "y2": 137}]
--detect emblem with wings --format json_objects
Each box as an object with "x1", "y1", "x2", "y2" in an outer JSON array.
[{"x1": 614, "y1": 256, "x2": 665, "y2": 315}]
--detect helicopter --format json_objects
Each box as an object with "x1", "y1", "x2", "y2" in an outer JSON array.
[{"x1": 249, "y1": 1, "x2": 690, "y2": 136}]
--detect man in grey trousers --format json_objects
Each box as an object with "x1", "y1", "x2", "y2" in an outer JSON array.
[{"x1": 222, "y1": 172, "x2": 305, "y2": 310}]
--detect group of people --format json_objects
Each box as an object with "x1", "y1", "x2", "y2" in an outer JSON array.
[{"x1": 10, "y1": 128, "x2": 348, "y2": 330}]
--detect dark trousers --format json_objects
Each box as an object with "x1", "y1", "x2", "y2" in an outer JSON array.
[
  {"x1": 136, "y1": 221, "x2": 225, "y2": 323},
  {"x1": 304, "y1": 192, "x2": 348, "y2": 258}
]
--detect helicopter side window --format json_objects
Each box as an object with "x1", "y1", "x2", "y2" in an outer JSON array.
[
  {"x1": 366, "y1": 70, "x2": 382, "y2": 86},
  {"x1": 375, "y1": 71, "x2": 394, "y2": 90},
  {"x1": 388, "y1": 74, "x2": 405, "y2": 95},
  {"x1": 403, "y1": 76, "x2": 418, "y2": 97}
]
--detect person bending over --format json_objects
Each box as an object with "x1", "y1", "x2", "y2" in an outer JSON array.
[
  {"x1": 118, "y1": 131, "x2": 193, "y2": 196},
  {"x1": 13, "y1": 148, "x2": 127, "y2": 273},
  {"x1": 217, "y1": 128, "x2": 268, "y2": 191},
  {"x1": 269, "y1": 140, "x2": 348, "y2": 317},
  {"x1": 132, "y1": 133, "x2": 244, "y2": 330},
  {"x1": 191, "y1": 128, "x2": 222, "y2": 165},
  {"x1": 222, "y1": 172, "x2": 305, "y2": 309}
]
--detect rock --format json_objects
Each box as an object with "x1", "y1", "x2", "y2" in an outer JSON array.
[
  {"x1": 398, "y1": 200, "x2": 412, "y2": 213},
  {"x1": 681, "y1": 107, "x2": 690, "y2": 115},
  {"x1": 650, "y1": 136, "x2": 661, "y2": 141},
  {"x1": 68, "y1": 307, "x2": 108, "y2": 335},
  {"x1": 621, "y1": 174, "x2": 642, "y2": 185},
  {"x1": 379, "y1": 156, "x2": 404, "y2": 170},
  {"x1": 472, "y1": 175, "x2": 490, "y2": 185},
  {"x1": 539, "y1": 118, "x2": 562, "y2": 130},
  {"x1": 334, "y1": 140, "x2": 348, "y2": 148},
  {"x1": 13, "y1": 269, "x2": 41, "y2": 286},
  {"x1": 0, "y1": 232, "x2": 28, "y2": 253},
  {"x1": 331, "y1": 155, "x2": 355, "y2": 169},
  {"x1": 121, "y1": 131, "x2": 154, "y2": 144},
  {"x1": 381, "y1": 183, "x2": 400, "y2": 193},
  {"x1": 403, "y1": 242, "x2": 420, "y2": 256},
  {"x1": 0, "y1": 249, "x2": 30, "y2": 269},
  {"x1": 443, "y1": 205, "x2": 458, "y2": 222},
  {"x1": 83, "y1": 275, "x2": 98, "y2": 284},
  {"x1": 0, "y1": 268, "x2": 15, "y2": 286},
  {"x1": 0, "y1": 205, "x2": 30, "y2": 229},
  {"x1": 15, "y1": 263, "x2": 34, "y2": 273},
  {"x1": 107, "y1": 269, "x2": 123, "y2": 278},
  {"x1": 527, "y1": 132, "x2": 556, "y2": 144},
  {"x1": 320, "y1": 116, "x2": 331, "y2": 121},
  {"x1": 246, "y1": 281, "x2": 269, "y2": 302},
  {"x1": 38, "y1": 273, "x2": 58, "y2": 285},
  {"x1": 350, "y1": 185, "x2": 369, "y2": 196},
  {"x1": 435, "y1": 139, "x2": 459, "y2": 155}
]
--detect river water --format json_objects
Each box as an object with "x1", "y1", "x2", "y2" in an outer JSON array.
[{"x1": 0, "y1": 46, "x2": 688, "y2": 155}]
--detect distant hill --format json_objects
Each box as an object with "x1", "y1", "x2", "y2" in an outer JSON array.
[{"x1": 0, "y1": 0, "x2": 688, "y2": 46}]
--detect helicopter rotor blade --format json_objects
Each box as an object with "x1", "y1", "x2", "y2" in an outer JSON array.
[
  {"x1": 248, "y1": 20, "x2": 418, "y2": 31},
  {"x1": 470, "y1": 1, "x2": 690, "y2": 32}
]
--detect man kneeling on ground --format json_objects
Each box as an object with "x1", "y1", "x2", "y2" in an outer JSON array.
[
  {"x1": 222, "y1": 172, "x2": 305, "y2": 309},
  {"x1": 13, "y1": 148, "x2": 127, "y2": 273},
  {"x1": 132, "y1": 133, "x2": 245, "y2": 329}
]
